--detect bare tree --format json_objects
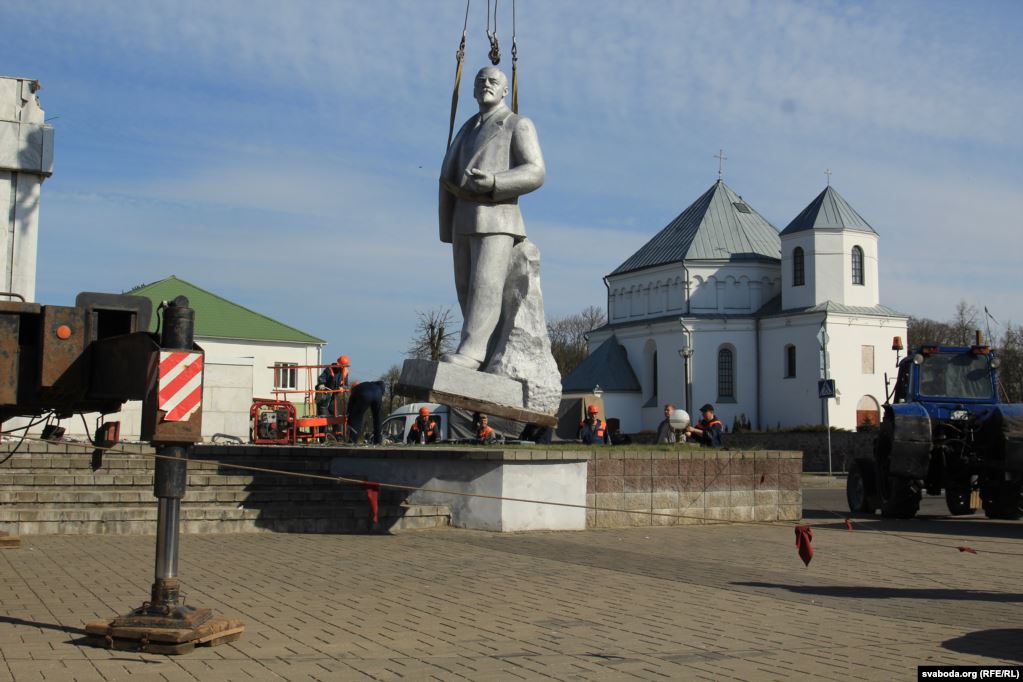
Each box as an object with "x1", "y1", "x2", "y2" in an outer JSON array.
[
  {"x1": 380, "y1": 364, "x2": 407, "y2": 414},
  {"x1": 947, "y1": 300, "x2": 980, "y2": 346},
  {"x1": 995, "y1": 323, "x2": 1023, "y2": 403},
  {"x1": 547, "y1": 305, "x2": 607, "y2": 377},
  {"x1": 407, "y1": 307, "x2": 459, "y2": 361},
  {"x1": 907, "y1": 316, "x2": 952, "y2": 347}
]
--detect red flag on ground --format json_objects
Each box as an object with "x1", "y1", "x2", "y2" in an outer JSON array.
[
  {"x1": 844, "y1": 518, "x2": 853, "y2": 531},
  {"x1": 364, "y1": 482, "x2": 380, "y2": 523},
  {"x1": 957, "y1": 546, "x2": 977, "y2": 554},
  {"x1": 794, "y1": 525, "x2": 814, "y2": 566}
]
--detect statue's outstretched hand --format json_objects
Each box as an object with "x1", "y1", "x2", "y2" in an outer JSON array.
[{"x1": 466, "y1": 168, "x2": 495, "y2": 193}]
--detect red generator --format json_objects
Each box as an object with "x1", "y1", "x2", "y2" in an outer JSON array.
[{"x1": 250, "y1": 399, "x2": 296, "y2": 445}]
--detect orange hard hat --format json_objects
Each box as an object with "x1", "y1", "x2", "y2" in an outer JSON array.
[
  {"x1": 587, "y1": 404, "x2": 600, "y2": 414},
  {"x1": 419, "y1": 406, "x2": 430, "y2": 416},
  {"x1": 338, "y1": 355, "x2": 350, "y2": 366}
]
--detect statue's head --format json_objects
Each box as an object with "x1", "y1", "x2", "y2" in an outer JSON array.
[{"x1": 473, "y1": 67, "x2": 508, "y2": 107}]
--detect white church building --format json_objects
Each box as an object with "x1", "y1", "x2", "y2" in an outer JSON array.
[{"x1": 564, "y1": 179, "x2": 908, "y2": 433}]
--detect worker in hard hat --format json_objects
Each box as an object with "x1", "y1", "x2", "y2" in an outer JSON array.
[
  {"x1": 316, "y1": 355, "x2": 350, "y2": 433},
  {"x1": 407, "y1": 406, "x2": 439, "y2": 444},
  {"x1": 475, "y1": 414, "x2": 497, "y2": 445},
  {"x1": 685, "y1": 404, "x2": 724, "y2": 448},
  {"x1": 578, "y1": 405, "x2": 611, "y2": 445}
]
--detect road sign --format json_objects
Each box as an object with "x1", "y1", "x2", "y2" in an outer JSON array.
[{"x1": 818, "y1": 379, "x2": 836, "y2": 399}]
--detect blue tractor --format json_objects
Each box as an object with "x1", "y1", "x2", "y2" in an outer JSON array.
[{"x1": 847, "y1": 340, "x2": 1023, "y2": 519}]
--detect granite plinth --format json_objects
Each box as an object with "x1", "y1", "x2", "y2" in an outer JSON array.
[{"x1": 396, "y1": 358, "x2": 558, "y2": 426}]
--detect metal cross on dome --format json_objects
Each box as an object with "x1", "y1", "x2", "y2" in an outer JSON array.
[
  {"x1": 715, "y1": 149, "x2": 727, "y2": 180},
  {"x1": 825, "y1": 168, "x2": 832, "y2": 186}
]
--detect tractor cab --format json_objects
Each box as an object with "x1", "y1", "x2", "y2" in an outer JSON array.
[{"x1": 891, "y1": 344, "x2": 999, "y2": 409}]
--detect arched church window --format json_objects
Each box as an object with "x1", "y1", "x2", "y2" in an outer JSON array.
[
  {"x1": 643, "y1": 339, "x2": 658, "y2": 406},
  {"x1": 852, "y1": 246, "x2": 864, "y2": 285},
  {"x1": 784, "y1": 344, "x2": 796, "y2": 378},
  {"x1": 793, "y1": 247, "x2": 805, "y2": 286},
  {"x1": 717, "y1": 346, "x2": 735, "y2": 400}
]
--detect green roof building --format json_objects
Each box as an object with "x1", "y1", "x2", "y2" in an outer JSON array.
[
  {"x1": 127, "y1": 276, "x2": 324, "y2": 345},
  {"x1": 125, "y1": 276, "x2": 326, "y2": 435}
]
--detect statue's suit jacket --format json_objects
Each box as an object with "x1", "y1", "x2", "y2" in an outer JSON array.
[{"x1": 439, "y1": 104, "x2": 545, "y2": 244}]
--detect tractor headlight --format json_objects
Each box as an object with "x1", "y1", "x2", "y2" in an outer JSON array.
[
  {"x1": 991, "y1": 357, "x2": 1001, "y2": 369},
  {"x1": 913, "y1": 353, "x2": 925, "y2": 365}
]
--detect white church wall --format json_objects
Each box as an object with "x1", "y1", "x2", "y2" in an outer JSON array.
[
  {"x1": 840, "y1": 232, "x2": 880, "y2": 308},
  {"x1": 809, "y1": 231, "x2": 848, "y2": 306},
  {"x1": 683, "y1": 320, "x2": 758, "y2": 432},
  {"x1": 760, "y1": 313, "x2": 906, "y2": 430},
  {"x1": 760, "y1": 314, "x2": 827, "y2": 429},
  {"x1": 607, "y1": 262, "x2": 780, "y2": 323},
  {"x1": 607, "y1": 264, "x2": 688, "y2": 322},
  {"x1": 821, "y1": 315, "x2": 905, "y2": 429},
  {"x1": 780, "y1": 233, "x2": 815, "y2": 311}
]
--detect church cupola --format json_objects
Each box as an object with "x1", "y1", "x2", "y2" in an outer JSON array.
[{"x1": 779, "y1": 185, "x2": 879, "y2": 310}]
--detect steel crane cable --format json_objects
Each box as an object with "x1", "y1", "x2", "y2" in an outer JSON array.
[
  {"x1": 511, "y1": 0, "x2": 518, "y2": 113},
  {"x1": 486, "y1": 0, "x2": 501, "y2": 65}
]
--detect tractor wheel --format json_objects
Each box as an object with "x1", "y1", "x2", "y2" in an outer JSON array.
[
  {"x1": 879, "y1": 474, "x2": 920, "y2": 519},
  {"x1": 981, "y1": 477, "x2": 1023, "y2": 520},
  {"x1": 846, "y1": 460, "x2": 876, "y2": 514},
  {"x1": 944, "y1": 484, "x2": 976, "y2": 516}
]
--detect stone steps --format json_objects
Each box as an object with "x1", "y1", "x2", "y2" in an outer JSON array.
[
  {"x1": 0, "y1": 489, "x2": 387, "y2": 505},
  {"x1": 0, "y1": 450, "x2": 450, "y2": 535}
]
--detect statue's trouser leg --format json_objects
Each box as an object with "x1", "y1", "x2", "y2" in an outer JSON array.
[{"x1": 455, "y1": 233, "x2": 514, "y2": 363}]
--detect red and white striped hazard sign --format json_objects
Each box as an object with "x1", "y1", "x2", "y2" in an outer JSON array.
[{"x1": 158, "y1": 351, "x2": 203, "y2": 422}]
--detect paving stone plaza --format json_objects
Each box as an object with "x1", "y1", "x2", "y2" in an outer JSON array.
[{"x1": 1, "y1": 489, "x2": 1020, "y2": 681}]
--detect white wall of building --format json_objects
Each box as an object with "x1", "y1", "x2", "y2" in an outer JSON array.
[
  {"x1": 820, "y1": 314, "x2": 905, "y2": 428},
  {"x1": 780, "y1": 232, "x2": 815, "y2": 311},
  {"x1": 197, "y1": 338, "x2": 323, "y2": 404},
  {"x1": 607, "y1": 261, "x2": 781, "y2": 324},
  {"x1": 759, "y1": 314, "x2": 828, "y2": 429},
  {"x1": 682, "y1": 320, "x2": 758, "y2": 432},
  {"x1": 760, "y1": 312, "x2": 906, "y2": 430},
  {"x1": 781, "y1": 229, "x2": 879, "y2": 311}
]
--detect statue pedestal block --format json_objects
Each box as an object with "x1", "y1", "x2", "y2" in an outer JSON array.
[{"x1": 396, "y1": 359, "x2": 557, "y2": 426}]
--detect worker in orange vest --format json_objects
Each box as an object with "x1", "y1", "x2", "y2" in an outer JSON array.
[
  {"x1": 475, "y1": 414, "x2": 497, "y2": 445},
  {"x1": 578, "y1": 405, "x2": 611, "y2": 445},
  {"x1": 407, "y1": 406, "x2": 439, "y2": 444},
  {"x1": 686, "y1": 403, "x2": 724, "y2": 447},
  {"x1": 317, "y1": 355, "x2": 350, "y2": 432}
]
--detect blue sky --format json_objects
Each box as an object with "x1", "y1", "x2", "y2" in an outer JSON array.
[{"x1": 4, "y1": 0, "x2": 1021, "y2": 380}]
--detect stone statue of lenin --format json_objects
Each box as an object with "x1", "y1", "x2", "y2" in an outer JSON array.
[{"x1": 438, "y1": 66, "x2": 545, "y2": 371}]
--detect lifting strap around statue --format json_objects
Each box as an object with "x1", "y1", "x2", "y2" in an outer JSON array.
[
  {"x1": 447, "y1": 1, "x2": 471, "y2": 149},
  {"x1": 510, "y1": 0, "x2": 518, "y2": 113}
]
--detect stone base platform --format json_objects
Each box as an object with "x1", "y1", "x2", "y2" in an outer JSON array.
[
  {"x1": 1, "y1": 441, "x2": 803, "y2": 534},
  {"x1": 396, "y1": 358, "x2": 558, "y2": 426}
]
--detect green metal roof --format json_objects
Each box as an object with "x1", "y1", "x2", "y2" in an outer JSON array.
[
  {"x1": 757, "y1": 294, "x2": 907, "y2": 318},
  {"x1": 562, "y1": 336, "x2": 641, "y2": 393},
  {"x1": 610, "y1": 180, "x2": 781, "y2": 276},
  {"x1": 127, "y1": 276, "x2": 325, "y2": 344},
  {"x1": 780, "y1": 186, "x2": 876, "y2": 236}
]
